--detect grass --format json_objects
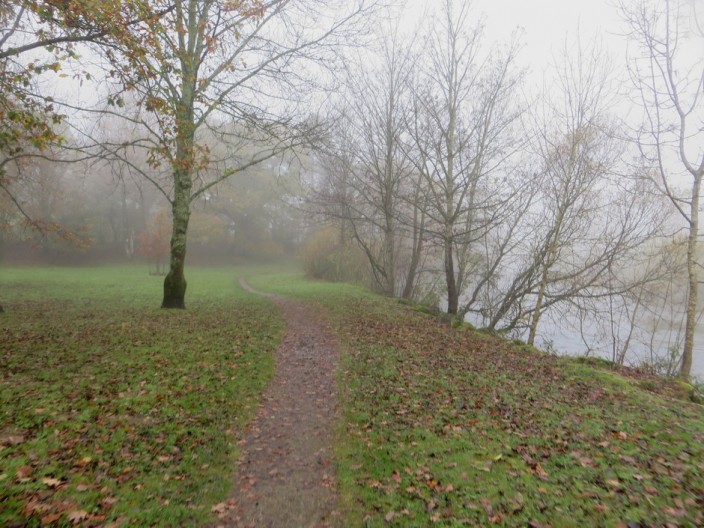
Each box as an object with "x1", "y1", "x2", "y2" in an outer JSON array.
[
  {"x1": 0, "y1": 265, "x2": 283, "y2": 526},
  {"x1": 3, "y1": 265, "x2": 703, "y2": 527},
  {"x1": 247, "y1": 272, "x2": 704, "y2": 528}
]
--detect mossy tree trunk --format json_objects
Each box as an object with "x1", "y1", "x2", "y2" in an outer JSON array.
[
  {"x1": 161, "y1": 173, "x2": 191, "y2": 308},
  {"x1": 161, "y1": 134, "x2": 195, "y2": 309},
  {"x1": 161, "y1": 19, "x2": 197, "y2": 310}
]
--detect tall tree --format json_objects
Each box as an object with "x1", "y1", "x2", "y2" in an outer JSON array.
[
  {"x1": 317, "y1": 32, "x2": 416, "y2": 296},
  {"x1": 407, "y1": 0, "x2": 522, "y2": 315},
  {"x1": 77, "y1": 0, "x2": 376, "y2": 308},
  {"x1": 483, "y1": 41, "x2": 663, "y2": 346},
  {"x1": 622, "y1": 0, "x2": 704, "y2": 378}
]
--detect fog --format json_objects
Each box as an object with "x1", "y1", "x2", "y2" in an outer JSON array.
[
  {"x1": 1, "y1": 0, "x2": 702, "y2": 378},
  {"x1": 0, "y1": 149, "x2": 306, "y2": 266}
]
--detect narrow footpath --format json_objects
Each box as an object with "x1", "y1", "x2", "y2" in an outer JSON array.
[{"x1": 214, "y1": 279, "x2": 341, "y2": 528}]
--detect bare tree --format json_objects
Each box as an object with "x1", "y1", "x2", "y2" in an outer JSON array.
[
  {"x1": 307, "y1": 27, "x2": 434, "y2": 297},
  {"x1": 326, "y1": 32, "x2": 417, "y2": 295},
  {"x1": 481, "y1": 40, "x2": 663, "y2": 349},
  {"x1": 406, "y1": 0, "x2": 523, "y2": 315},
  {"x1": 622, "y1": 0, "x2": 704, "y2": 378}
]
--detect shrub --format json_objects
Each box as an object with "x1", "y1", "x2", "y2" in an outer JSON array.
[{"x1": 300, "y1": 226, "x2": 369, "y2": 284}]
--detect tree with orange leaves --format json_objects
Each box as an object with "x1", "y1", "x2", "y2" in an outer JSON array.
[{"x1": 1, "y1": 1, "x2": 172, "y2": 313}]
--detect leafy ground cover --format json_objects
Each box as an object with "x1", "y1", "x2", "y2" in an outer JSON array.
[
  {"x1": 0, "y1": 265, "x2": 283, "y2": 526},
  {"x1": 246, "y1": 272, "x2": 704, "y2": 527}
]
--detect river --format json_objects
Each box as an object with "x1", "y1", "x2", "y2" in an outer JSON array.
[{"x1": 527, "y1": 313, "x2": 704, "y2": 381}]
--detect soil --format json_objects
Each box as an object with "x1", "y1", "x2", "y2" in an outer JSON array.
[{"x1": 213, "y1": 279, "x2": 341, "y2": 528}]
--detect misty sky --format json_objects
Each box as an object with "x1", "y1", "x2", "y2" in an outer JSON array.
[{"x1": 402, "y1": 0, "x2": 627, "y2": 76}]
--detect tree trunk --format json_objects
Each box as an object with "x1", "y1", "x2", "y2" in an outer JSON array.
[
  {"x1": 162, "y1": 166, "x2": 192, "y2": 309},
  {"x1": 402, "y1": 206, "x2": 424, "y2": 299},
  {"x1": 680, "y1": 175, "x2": 700, "y2": 379},
  {"x1": 162, "y1": 28, "x2": 197, "y2": 309},
  {"x1": 445, "y1": 238, "x2": 458, "y2": 314},
  {"x1": 528, "y1": 239, "x2": 559, "y2": 347},
  {"x1": 382, "y1": 221, "x2": 395, "y2": 296},
  {"x1": 528, "y1": 276, "x2": 547, "y2": 346}
]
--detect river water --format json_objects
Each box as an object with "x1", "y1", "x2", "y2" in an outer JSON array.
[
  {"x1": 527, "y1": 313, "x2": 704, "y2": 381},
  {"x1": 457, "y1": 293, "x2": 704, "y2": 381}
]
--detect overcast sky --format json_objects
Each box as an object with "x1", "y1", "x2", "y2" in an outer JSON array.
[{"x1": 400, "y1": 0, "x2": 628, "y2": 78}]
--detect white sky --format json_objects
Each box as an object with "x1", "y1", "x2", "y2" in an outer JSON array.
[
  {"x1": 400, "y1": 0, "x2": 629, "y2": 78},
  {"x1": 397, "y1": 0, "x2": 703, "y2": 174}
]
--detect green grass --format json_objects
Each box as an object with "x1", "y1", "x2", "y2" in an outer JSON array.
[
  {"x1": 0, "y1": 265, "x2": 283, "y2": 526},
  {"x1": 3, "y1": 266, "x2": 703, "y2": 527},
  {"x1": 248, "y1": 272, "x2": 704, "y2": 528}
]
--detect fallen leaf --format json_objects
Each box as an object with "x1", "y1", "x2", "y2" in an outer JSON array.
[
  {"x1": 42, "y1": 513, "x2": 62, "y2": 524},
  {"x1": 68, "y1": 510, "x2": 89, "y2": 524},
  {"x1": 42, "y1": 477, "x2": 63, "y2": 488},
  {"x1": 489, "y1": 513, "x2": 506, "y2": 523},
  {"x1": 480, "y1": 498, "x2": 494, "y2": 517},
  {"x1": 534, "y1": 463, "x2": 549, "y2": 480},
  {"x1": 16, "y1": 466, "x2": 32, "y2": 481},
  {"x1": 75, "y1": 456, "x2": 92, "y2": 467},
  {"x1": 1, "y1": 435, "x2": 25, "y2": 446}
]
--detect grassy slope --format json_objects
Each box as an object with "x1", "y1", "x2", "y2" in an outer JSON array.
[
  {"x1": 0, "y1": 265, "x2": 282, "y2": 527},
  {"x1": 246, "y1": 272, "x2": 704, "y2": 528}
]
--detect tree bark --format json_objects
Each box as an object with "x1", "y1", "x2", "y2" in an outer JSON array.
[
  {"x1": 162, "y1": 173, "x2": 191, "y2": 308},
  {"x1": 528, "y1": 274, "x2": 547, "y2": 346},
  {"x1": 402, "y1": 201, "x2": 424, "y2": 299},
  {"x1": 161, "y1": 4, "x2": 197, "y2": 309},
  {"x1": 445, "y1": 237, "x2": 458, "y2": 314},
  {"x1": 382, "y1": 227, "x2": 395, "y2": 296},
  {"x1": 161, "y1": 112, "x2": 194, "y2": 308},
  {"x1": 680, "y1": 174, "x2": 700, "y2": 379}
]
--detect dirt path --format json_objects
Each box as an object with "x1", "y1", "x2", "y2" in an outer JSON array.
[{"x1": 213, "y1": 279, "x2": 341, "y2": 528}]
